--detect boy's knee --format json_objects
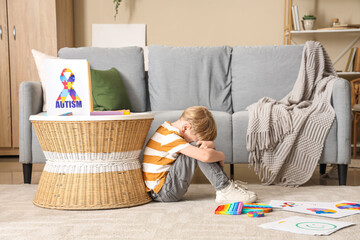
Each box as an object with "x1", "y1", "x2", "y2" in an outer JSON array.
[
  {"x1": 154, "y1": 182, "x2": 189, "y2": 202},
  {"x1": 164, "y1": 179, "x2": 189, "y2": 202}
]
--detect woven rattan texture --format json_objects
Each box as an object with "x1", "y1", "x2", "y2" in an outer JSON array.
[
  {"x1": 32, "y1": 119, "x2": 153, "y2": 153},
  {"x1": 33, "y1": 169, "x2": 152, "y2": 209},
  {"x1": 31, "y1": 118, "x2": 153, "y2": 209}
]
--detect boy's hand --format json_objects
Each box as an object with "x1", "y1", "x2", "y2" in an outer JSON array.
[
  {"x1": 219, "y1": 159, "x2": 225, "y2": 168},
  {"x1": 196, "y1": 141, "x2": 224, "y2": 167},
  {"x1": 180, "y1": 145, "x2": 225, "y2": 164},
  {"x1": 196, "y1": 141, "x2": 216, "y2": 149}
]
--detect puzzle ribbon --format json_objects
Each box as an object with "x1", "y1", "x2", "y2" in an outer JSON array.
[{"x1": 57, "y1": 68, "x2": 81, "y2": 103}]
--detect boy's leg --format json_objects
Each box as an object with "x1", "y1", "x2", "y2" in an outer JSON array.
[
  {"x1": 151, "y1": 154, "x2": 198, "y2": 202},
  {"x1": 197, "y1": 161, "x2": 230, "y2": 191},
  {"x1": 152, "y1": 155, "x2": 230, "y2": 202}
]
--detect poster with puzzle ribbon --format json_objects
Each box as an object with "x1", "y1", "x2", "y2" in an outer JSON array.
[{"x1": 45, "y1": 59, "x2": 93, "y2": 116}]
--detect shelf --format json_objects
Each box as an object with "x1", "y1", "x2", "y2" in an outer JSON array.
[
  {"x1": 338, "y1": 72, "x2": 360, "y2": 75},
  {"x1": 337, "y1": 72, "x2": 360, "y2": 81},
  {"x1": 288, "y1": 30, "x2": 360, "y2": 65},
  {"x1": 290, "y1": 29, "x2": 360, "y2": 34},
  {"x1": 283, "y1": 0, "x2": 360, "y2": 70}
]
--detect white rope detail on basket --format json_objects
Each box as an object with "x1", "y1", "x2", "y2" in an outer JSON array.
[
  {"x1": 43, "y1": 158, "x2": 141, "y2": 173},
  {"x1": 43, "y1": 150, "x2": 142, "y2": 162}
]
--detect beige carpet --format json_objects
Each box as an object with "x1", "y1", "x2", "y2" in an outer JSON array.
[{"x1": 0, "y1": 184, "x2": 360, "y2": 240}]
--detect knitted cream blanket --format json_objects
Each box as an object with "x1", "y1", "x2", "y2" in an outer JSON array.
[{"x1": 246, "y1": 41, "x2": 338, "y2": 186}]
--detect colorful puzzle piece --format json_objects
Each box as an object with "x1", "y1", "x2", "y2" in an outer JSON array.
[
  {"x1": 215, "y1": 202, "x2": 243, "y2": 215},
  {"x1": 58, "y1": 112, "x2": 73, "y2": 116},
  {"x1": 247, "y1": 211, "x2": 265, "y2": 217}
]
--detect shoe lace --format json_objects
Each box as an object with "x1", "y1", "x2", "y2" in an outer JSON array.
[{"x1": 232, "y1": 180, "x2": 249, "y2": 193}]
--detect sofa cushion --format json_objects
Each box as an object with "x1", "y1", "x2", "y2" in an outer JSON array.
[
  {"x1": 232, "y1": 111, "x2": 250, "y2": 163},
  {"x1": 231, "y1": 45, "x2": 304, "y2": 112},
  {"x1": 31, "y1": 49, "x2": 58, "y2": 112},
  {"x1": 58, "y1": 47, "x2": 146, "y2": 112},
  {"x1": 90, "y1": 68, "x2": 132, "y2": 111},
  {"x1": 232, "y1": 111, "x2": 337, "y2": 164},
  {"x1": 141, "y1": 110, "x2": 233, "y2": 164},
  {"x1": 148, "y1": 45, "x2": 232, "y2": 113}
]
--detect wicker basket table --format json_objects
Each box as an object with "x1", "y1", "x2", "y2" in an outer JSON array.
[{"x1": 30, "y1": 113, "x2": 153, "y2": 210}]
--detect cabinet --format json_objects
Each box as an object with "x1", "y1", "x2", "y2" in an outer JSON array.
[
  {"x1": 283, "y1": 0, "x2": 360, "y2": 77},
  {"x1": 0, "y1": 0, "x2": 11, "y2": 149},
  {"x1": 0, "y1": 0, "x2": 74, "y2": 155}
]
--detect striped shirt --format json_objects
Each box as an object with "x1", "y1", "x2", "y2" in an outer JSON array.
[{"x1": 142, "y1": 121, "x2": 190, "y2": 193}]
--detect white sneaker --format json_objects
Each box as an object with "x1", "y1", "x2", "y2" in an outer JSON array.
[{"x1": 215, "y1": 180, "x2": 257, "y2": 204}]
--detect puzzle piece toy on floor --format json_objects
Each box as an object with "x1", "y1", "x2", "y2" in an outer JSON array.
[
  {"x1": 242, "y1": 203, "x2": 273, "y2": 214},
  {"x1": 215, "y1": 202, "x2": 273, "y2": 217},
  {"x1": 247, "y1": 211, "x2": 264, "y2": 217},
  {"x1": 215, "y1": 202, "x2": 243, "y2": 215}
]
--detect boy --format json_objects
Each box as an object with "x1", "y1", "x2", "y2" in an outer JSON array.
[{"x1": 142, "y1": 106, "x2": 257, "y2": 203}]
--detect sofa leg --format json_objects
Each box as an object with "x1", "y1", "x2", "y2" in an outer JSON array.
[
  {"x1": 23, "y1": 164, "x2": 33, "y2": 184},
  {"x1": 319, "y1": 164, "x2": 327, "y2": 175},
  {"x1": 230, "y1": 164, "x2": 234, "y2": 180},
  {"x1": 338, "y1": 164, "x2": 348, "y2": 186}
]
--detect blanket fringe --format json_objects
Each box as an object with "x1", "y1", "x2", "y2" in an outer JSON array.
[{"x1": 248, "y1": 153, "x2": 277, "y2": 185}]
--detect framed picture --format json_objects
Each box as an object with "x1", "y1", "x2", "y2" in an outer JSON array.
[{"x1": 45, "y1": 59, "x2": 93, "y2": 116}]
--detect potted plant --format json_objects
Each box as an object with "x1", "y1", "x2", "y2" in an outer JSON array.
[
  {"x1": 113, "y1": 0, "x2": 122, "y2": 20},
  {"x1": 302, "y1": 15, "x2": 316, "y2": 30}
]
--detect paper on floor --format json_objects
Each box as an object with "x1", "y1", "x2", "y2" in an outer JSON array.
[
  {"x1": 269, "y1": 200, "x2": 360, "y2": 218},
  {"x1": 259, "y1": 216, "x2": 354, "y2": 236}
]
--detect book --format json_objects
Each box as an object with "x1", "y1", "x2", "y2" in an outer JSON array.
[
  {"x1": 45, "y1": 59, "x2": 93, "y2": 116},
  {"x1": 353, "y1": 48, "x2": 360, "y2": 72},
  {"x1": 291, "y1": 6, "x2": 297, "y2": 31},
  {"x1": 329, "y1": 24, "x2": 360, "y2": 28},
  {"x1": 90, "y1": 110, "x2": 130, "y2": 116},
  {"x1": 345, "y1": 47, "x2": 357, "y2": 72},
  {"x1": 350, "y1": 48, "x2": 357, "y2": 71},
  {"x1": 292, "y1": 5, "x2": 301, "y2": 31}
]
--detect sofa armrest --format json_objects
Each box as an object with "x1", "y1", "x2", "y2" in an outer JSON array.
[
  {"x1": 19, "y1": 81, "x2": 43, "y2": 164},
  {"x1": 332, "y1": 78, "x2": 352, "y2": 164}
]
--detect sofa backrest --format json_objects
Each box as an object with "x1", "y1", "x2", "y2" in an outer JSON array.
[
  {"x1": 58, "y1": 45, "x2": 305, "y2": 114},
  {"x1": 231, "y1": 45, "x2": 304, "y2": 112},
  {"x1": 58, "y1": 47, "x2": 147, "y2": 112},
  {"x1": 147, "y1": 45, "x2": 232, "y2": 113}
]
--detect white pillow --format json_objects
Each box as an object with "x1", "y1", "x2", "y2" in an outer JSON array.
[{"x1": 31, "y1": 49, "x2": 58, "y2": 112}]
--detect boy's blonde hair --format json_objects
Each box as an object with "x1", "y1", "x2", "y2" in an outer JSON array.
[{"x1": 180, "y1": 106, "x2": 217, "y2": 141}]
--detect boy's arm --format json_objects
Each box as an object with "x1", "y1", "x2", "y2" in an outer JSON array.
[
  {"x1": 196, "y1": 141, "x2": 216, "y2": 149},
  {"x1": 179, "y1": 145, "x2": 225, "y2": 164}
]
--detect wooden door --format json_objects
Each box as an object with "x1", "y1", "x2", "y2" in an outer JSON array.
[
  {"x1": 0, "y1": 0, "x2": 12, "y2": 147},
  {"x1": 7, "y1": 0, "x2": 58, "y2": 148}
]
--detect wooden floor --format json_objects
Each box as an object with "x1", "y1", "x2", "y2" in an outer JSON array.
[
  {"x1": 1, "y1": 156, "x2": 360, "y2": 186},
  {"x1": 0, "y1": 156, "x2": 44, "y2": 184}
]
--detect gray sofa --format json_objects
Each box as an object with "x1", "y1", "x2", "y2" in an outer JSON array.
[{"x1": 19, "y1": 45, "x2": 351, "y2": 185}]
